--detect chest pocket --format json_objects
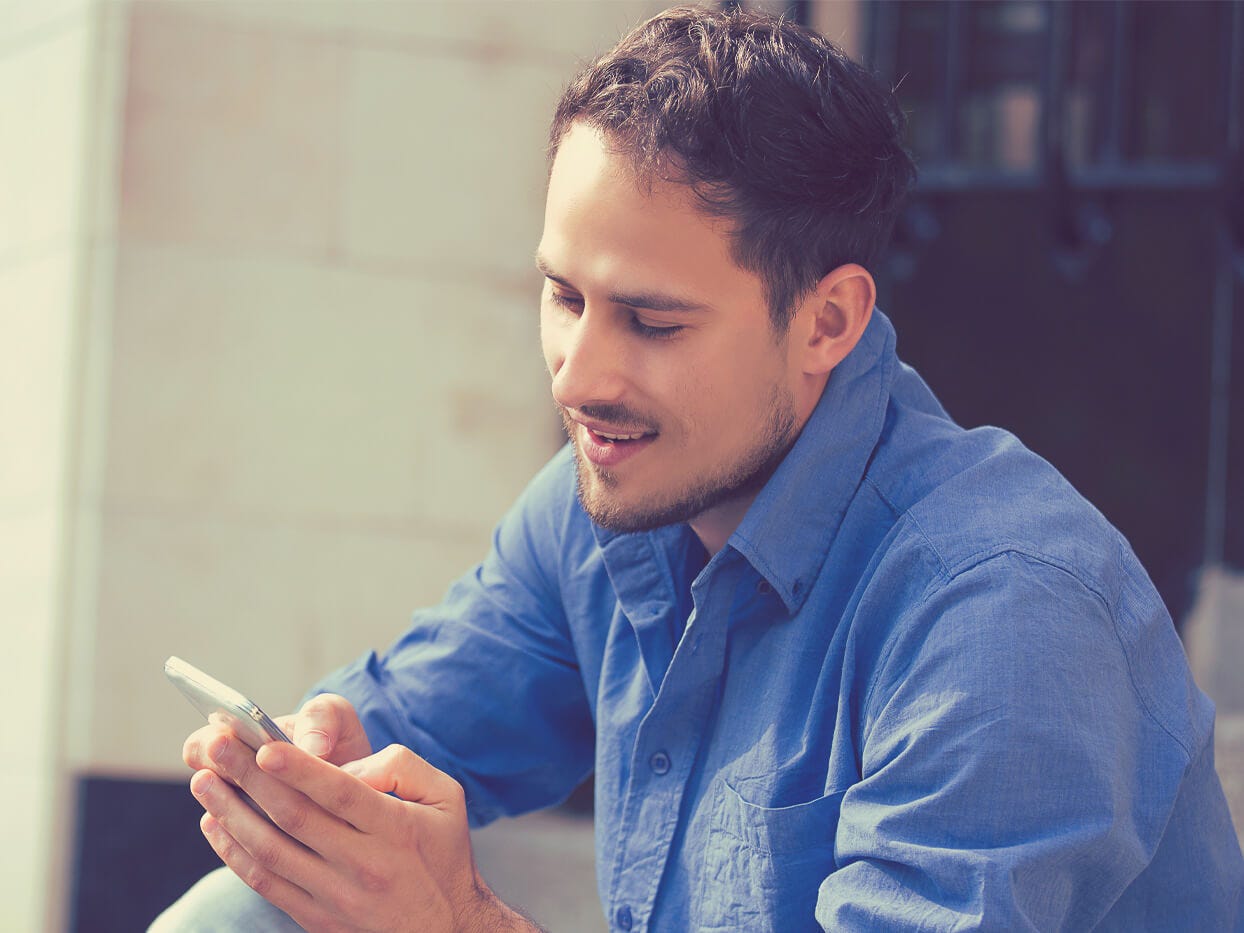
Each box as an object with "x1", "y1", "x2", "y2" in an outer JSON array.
[{"x1": 697, "y1": 781, "x2": 845, "y2": 932}]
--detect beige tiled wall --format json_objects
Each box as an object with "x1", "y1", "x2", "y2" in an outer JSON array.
[{"x1": 78, "y1": 0, "x2": 671, "y2": 777}]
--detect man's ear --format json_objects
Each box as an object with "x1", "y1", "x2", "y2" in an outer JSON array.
[{"x1": 793, "y1": 263, "x2": 875, "y2": 376}]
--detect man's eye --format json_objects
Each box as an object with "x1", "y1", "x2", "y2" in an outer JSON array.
[
  {"x1": 549, "y1": 291, "x2": 583, "y2": 311},
  {"x1": 630, "y1": 317, "x2": 684, "y2": 340}
]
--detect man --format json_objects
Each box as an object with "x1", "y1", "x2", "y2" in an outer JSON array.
[{"x1": 154, "y1": 6, "x2": 1243, "y2": 931}]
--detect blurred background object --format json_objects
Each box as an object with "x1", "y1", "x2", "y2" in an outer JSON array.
[{"x1": 1, "y1": 1, "x2": 1239, "y2": 930}]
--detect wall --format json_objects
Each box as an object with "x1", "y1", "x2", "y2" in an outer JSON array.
[
  {"x1": 0, "y1": 1, "x2": 101, "y2": 929},
  {"x1": 89, "y1": 0, "x2": 676, "y2": 769},
  {"x1": 0, "y1": 1, "x2": 672, "y2": 928}
]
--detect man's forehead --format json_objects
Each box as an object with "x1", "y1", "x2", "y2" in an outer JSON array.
[
  {"x1": 539, "y1": 123, "x2": 764, "y2": 313},
  {"x1": 547, "y1": 122, "x2": 712, "y2": 218},
  {"x1": 548, "y1": 124, "x2": 626, "y2": 193}
]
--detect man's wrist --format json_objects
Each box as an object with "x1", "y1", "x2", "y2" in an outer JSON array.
[{"x1": 456, "y1": 875, "x2": 546, "y2": 933}]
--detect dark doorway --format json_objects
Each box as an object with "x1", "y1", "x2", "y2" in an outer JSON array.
[{"x1": 853, "y1": 0, "x2": 1244, "y2": 622}]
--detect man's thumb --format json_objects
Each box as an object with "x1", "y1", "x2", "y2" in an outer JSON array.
[{"x1": 293, "y1": 695, "x2": 341, "y2": 758}]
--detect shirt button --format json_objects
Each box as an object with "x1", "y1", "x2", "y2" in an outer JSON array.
[
  {"x1": 757, "y1": 579, "x2": 773, "y2": 595},
  {"x1": 650, "y1": 751, "x2": 671, "y2": 775},
  {"x1": 616, "y1": 905, "x2": 633, "y2": 930}
]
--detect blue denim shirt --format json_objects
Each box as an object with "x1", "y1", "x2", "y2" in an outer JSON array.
[{"x1": 313, "y1": 311, "x2": 1243, "y2": 930}]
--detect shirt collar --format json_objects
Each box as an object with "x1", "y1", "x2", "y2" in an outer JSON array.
[
  {"x1": 728, "y1": 309, "x2": 897, "y2": 614},
  {"x1": 590, "y1": 309, "x2": 897, "y2": 615}
]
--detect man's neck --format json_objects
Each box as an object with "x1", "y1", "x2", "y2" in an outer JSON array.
[{"x1": 688, "y1": 495, "x2": 759, "y2": 556}]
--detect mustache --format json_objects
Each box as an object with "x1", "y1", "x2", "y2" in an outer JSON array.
[{"x1": 558, "y1": 402, "x2": 659, "y2": 434}]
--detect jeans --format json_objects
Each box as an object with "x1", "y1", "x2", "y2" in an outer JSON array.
[{"x1": 148, "y1": 867, "x2": 305, "y2": 932}]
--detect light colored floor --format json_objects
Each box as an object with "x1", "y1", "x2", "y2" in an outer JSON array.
[
  {"x1": 1215, "y1": 713, "x2": 1244, "y2": 851},
  {"x1": 1184, "y1": 566, "x2": 1244, "y2": 850}
]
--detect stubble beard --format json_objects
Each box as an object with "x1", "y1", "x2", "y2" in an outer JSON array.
[{"x1": 562, "y1": 384, "x2": 799, "y2": 534}]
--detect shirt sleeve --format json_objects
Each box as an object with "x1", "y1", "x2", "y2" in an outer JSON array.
[
  {"x1": 306, "y1": 451, "x2": 595, "y2": 828},
  {"x1": 816, "y1": 548, "x2": 1203, "y2": 930}
]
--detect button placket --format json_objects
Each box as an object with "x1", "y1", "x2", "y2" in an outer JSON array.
[{"x1": 607, "y1": 562, "x2": 741, "y2": 930}]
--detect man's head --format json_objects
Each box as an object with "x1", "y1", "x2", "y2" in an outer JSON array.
[
  {"x1": 548, "y1": 4, "x2": 915, "y2": 332},
  {"x1": 538, "y1": 6, "x2": 914, "y2": 551}
]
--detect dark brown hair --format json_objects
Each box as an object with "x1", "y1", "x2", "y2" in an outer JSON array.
[{"x1": 549, "y1": 5, "x2": 916, "y2": 331}]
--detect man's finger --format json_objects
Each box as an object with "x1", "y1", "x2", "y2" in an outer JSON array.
[
  {"x1": 192, "y1": 769, "x2": 332, "y2": 897},
  {"x1": 183, "y1": 724, "x2": 248, "y2": 789},
  {"x1": 255, "y1": 741, "x2": 395, "y2": 834},
  {"x1": 183, "y1": 722, "x2": 228, "y2": 771},
  {"x1": 198, "y1": 810, "x2": 323, "y2": 929},
  {"x1": 341, "y1": 744, "x2": 465, "y2": 811},
  {"x1": 292, "y1": 698, "x2": 336, "y2": 758},
  {"x1": 205, "y1": 736, "x2": 358, "y2": 856},
  {"x1": 293, "y1": 693, "x2": 370, "y2": 764}
]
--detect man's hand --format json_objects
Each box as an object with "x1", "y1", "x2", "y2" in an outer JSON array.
[
  {"x1": 183, "y1": 699, "x2": 538, "y2": 932},
  {"x1": 182, "y1": 693, "x2": 373, "y2": 771}
]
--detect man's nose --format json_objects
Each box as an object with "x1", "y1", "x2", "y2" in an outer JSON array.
[{"x1": 549, "y1": 309, "x2": 627, "y2": 411}]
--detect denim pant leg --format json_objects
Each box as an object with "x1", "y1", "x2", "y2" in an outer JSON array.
[{"x1": 148, "y1": 866, "x2": 305, "y2": 932}]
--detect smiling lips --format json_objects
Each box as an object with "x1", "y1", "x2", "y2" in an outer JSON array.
[{"x1": 577, "y1": 421, "x2": 658, "y2": 468}]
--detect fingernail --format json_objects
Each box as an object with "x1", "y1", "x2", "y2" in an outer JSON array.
[
  {"x1": 258, "y1": 745, "x2": 285, "y2": 772},
  {"x1": 299, "y1": 732, "x2": 331, "y2": 758},
  {"x1": 191, "y1": 770, "x2": 215, "y2": 797},
  {"x1": 208, "y1": 736, "x2": 230, "y2": 764}
]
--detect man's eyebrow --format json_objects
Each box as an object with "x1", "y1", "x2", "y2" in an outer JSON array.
[
  {"x1": 535, "y1": 254, "x2": 573, "y2": 290},
  {"x1": 534, "y1": 253, "x2": 711, "y2": 314}
]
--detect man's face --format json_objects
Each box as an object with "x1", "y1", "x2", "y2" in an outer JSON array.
[{"x1": 537, "y1": 123, "x2": 808, "y2": 546}]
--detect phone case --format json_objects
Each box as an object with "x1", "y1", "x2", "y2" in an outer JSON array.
[{"x1": 165, "y1": 656, "x2": 293, "y2": 750}]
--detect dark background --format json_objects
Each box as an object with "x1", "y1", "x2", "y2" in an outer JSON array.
[{"x1": 859, "y1": 0, "x2": 1244, "y2": 622}]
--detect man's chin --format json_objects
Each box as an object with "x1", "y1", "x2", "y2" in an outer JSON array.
[
  {"x1": 575, "y1": 479, "x2": 656, "y2": 533},
  {"x1": 573, "y1": 444, "x2": 795, "y2": 536},
  {"x1": 579, "y1": 498, "x2": 682, "y2": 534},
  {"x1": 575, "y1": 468, "x2": 725, "y2": 535},
  {"x1": 574, "y1": 467, "x2": 678, "y2": 534}
]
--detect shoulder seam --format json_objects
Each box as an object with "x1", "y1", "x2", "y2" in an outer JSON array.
[
  {"x1": 867, "y1": 546, "x2": 1193, "y2": 762},
  {"x1": 861, "y1": 476, "x2": 949, "y2": 585}
]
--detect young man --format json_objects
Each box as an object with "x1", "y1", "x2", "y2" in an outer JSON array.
[{"x1": 155, "y1": 6, "x2": 1243, "y2": 931}]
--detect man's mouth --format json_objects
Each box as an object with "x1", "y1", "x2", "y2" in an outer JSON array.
[
  {"x1": 576, "y1": 421, "x2": 658, "y2": 468},
  {"x1": 591, "y1": 429, "x2": 650, "y2": 442}
]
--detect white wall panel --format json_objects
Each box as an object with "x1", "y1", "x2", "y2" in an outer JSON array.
[
  {"x1": 0, "y1": 251, "x2": 75, "y2": 510},
  {"x1": 0, "y1": 7, "x2": 93, "y2": 930},
  {"x1": 0, "y1": 15, "x2": 89, "y2": 257}
]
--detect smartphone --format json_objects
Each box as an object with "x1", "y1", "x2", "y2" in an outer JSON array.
[{"x1": 165, "y1": 655, "x2": 293, "y2": 750}]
